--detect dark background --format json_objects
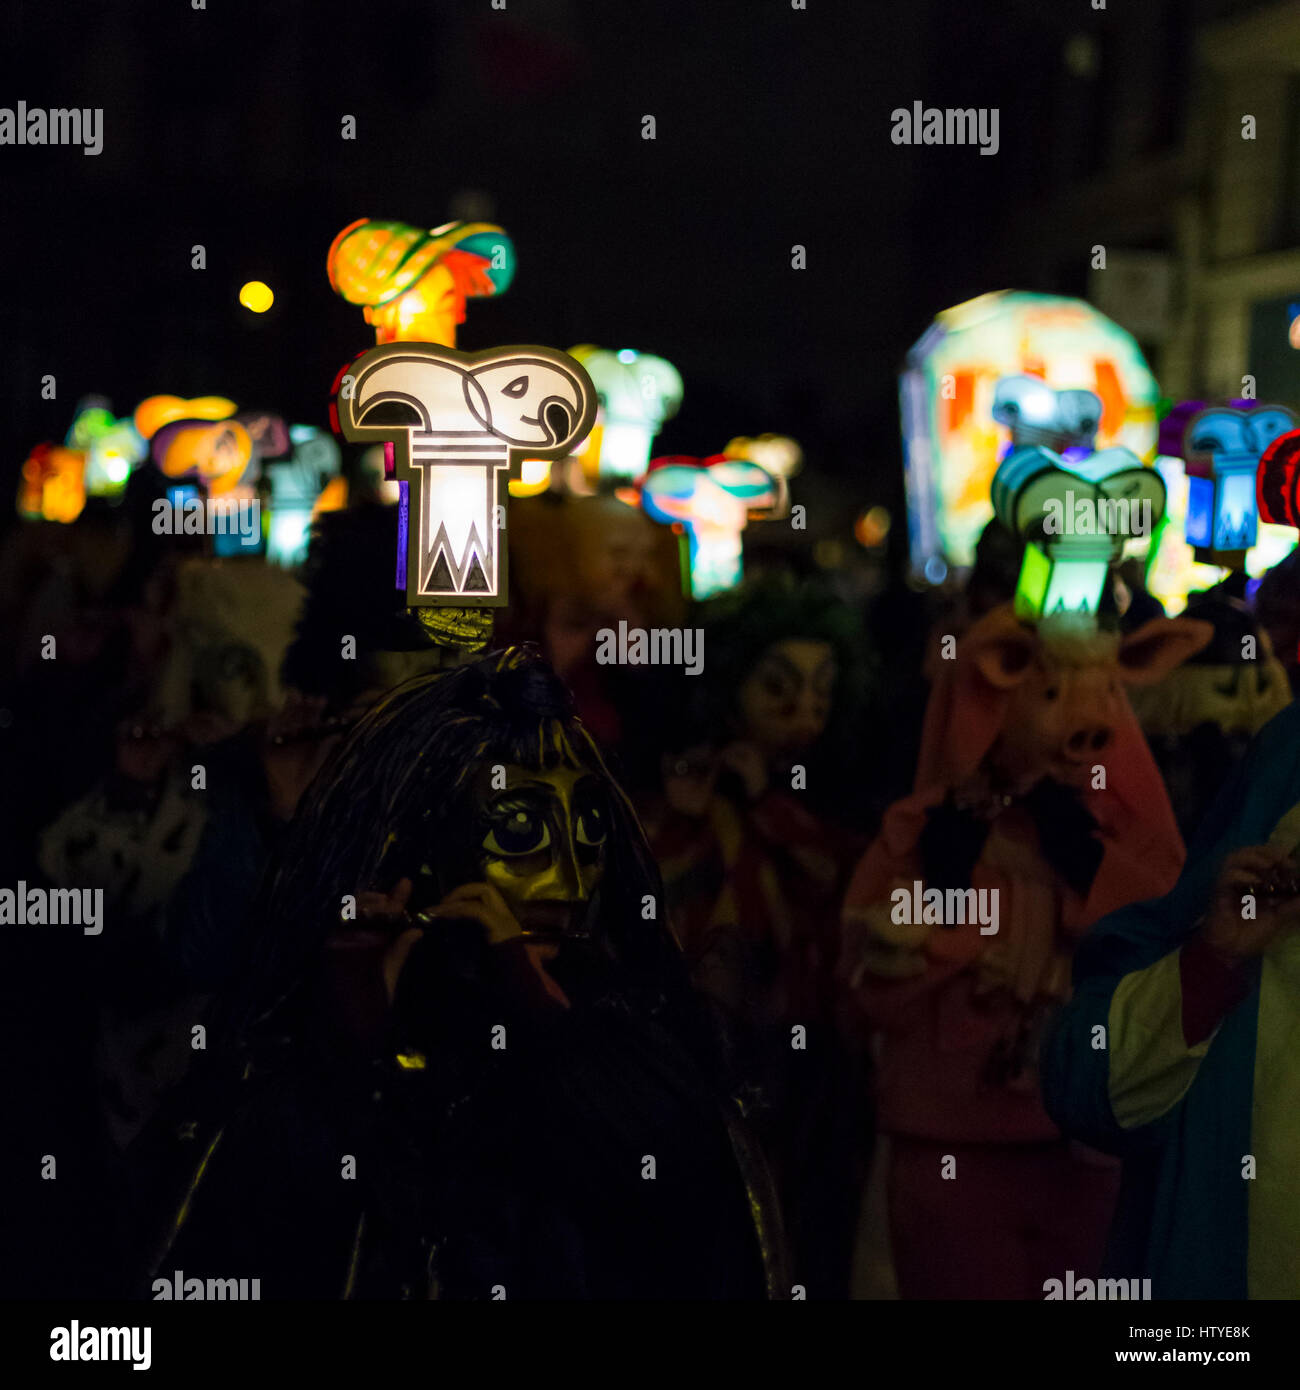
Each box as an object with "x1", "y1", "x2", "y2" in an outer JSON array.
[{"x1": 0, "y1": 0, "x2": 1167, "y2": 563}]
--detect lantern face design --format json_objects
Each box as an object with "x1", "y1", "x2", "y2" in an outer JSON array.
[
  {"x1": 331, "y1": 343, "x2": 596, "y2": 607},
  {"x1": 327, "y1": 219, "x2": 515, "y2": 347},
  {"x1": 568, "y1": 346, "x2": 684, "y2": 480},
  {"x1": 148, "y1": 411, "x2": 285, "y2": 500},
  {"x1": 991, "y1": 375, "x2": 1102, "y2": 453},
  {"x1": 1182, "y1": 405, "x2": 1297, "y2": 562},
  {"x1": 640, "y1": 455, "x2": 780, "y2": 599},
  {"x1": 901, "y1": 291, "x2": 1159, "y2": 578},
  {"x1": 993, "y1": 443, "x2": 1165, "y2": 621}
]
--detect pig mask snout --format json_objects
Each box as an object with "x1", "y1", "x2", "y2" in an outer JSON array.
[{"x1": 1062, "y1": 719, "x2": 1112, "y2": 761}]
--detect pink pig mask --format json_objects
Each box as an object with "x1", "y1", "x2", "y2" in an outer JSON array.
[{"x1": 971, "y1": 613, "x2": 1213, "y2": 795}]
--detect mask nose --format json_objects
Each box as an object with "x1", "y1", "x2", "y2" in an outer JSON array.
[
  {"x1": 555, "y1": 833, "x2": 591, "y2": 903},
  {"x1": 1063, "y1": 724, "x2": 1111, "y2": 761}
]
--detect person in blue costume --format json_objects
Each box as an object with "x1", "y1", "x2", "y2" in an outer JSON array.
[{"x1": 1042, "y1": 700, "x2": 1300, "y2": 1299}]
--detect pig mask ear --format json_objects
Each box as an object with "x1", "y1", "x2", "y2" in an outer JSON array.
[
  {"x1": 1118, "y1": 617, "x2": 1214, "y2": 686},
  {"x1": 971, "y1": 629, "x2": 1039, "y2": 690}
]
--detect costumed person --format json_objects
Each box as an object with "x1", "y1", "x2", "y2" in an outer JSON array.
[
  {"x1": 639, "y1": 574, "x2": 872, "y2": 1297},
  {"x1": 1042, "y1": 698, "x2": 1300, "y2": 1298},
  {"x1": 1128, "y1": 585, "x2": 1291, "y2": 841},
  {"x1": 36, "y1": 555, "x2": 304, "y2": 1152},
  {"x1": 131, "y1": 647, "x2": 783, "y2": 1299},
  {"x1": 837, "y1": 604, "x2": 1211, "y2": 1299}
]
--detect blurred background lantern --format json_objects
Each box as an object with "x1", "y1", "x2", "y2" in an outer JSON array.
[
  {"x1": 639, "y1": 454, "x2": 781, "y2": 599},
  {"x1": 901, "y1": 291, "x2": 1159, "y2": 581},
  {"x1": 567, "y1": 346, "x2": 683, "y2": 481},
  {"x1": 1181, "y1": 404, "x2": 1296, "y2": 566}
]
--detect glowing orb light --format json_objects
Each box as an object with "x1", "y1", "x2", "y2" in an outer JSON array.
[{"x1": 239, "y1": 280, "x2": 274, "y2": 313}]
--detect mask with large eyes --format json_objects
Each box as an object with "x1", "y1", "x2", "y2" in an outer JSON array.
[
  {"x1": 736, "y1": 638, "x2": 836, "y2": 760},
  {"x1": 475, "y1": 763, "x2": 609, "y2": 939}
]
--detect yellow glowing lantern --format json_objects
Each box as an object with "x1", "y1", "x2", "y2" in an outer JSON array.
[
  {"x1": 134, "y1": 395, "x2": 238, "y2": 442},
  {"x1": 154, "y1": 419, "x2": 255, "y2": 497}
]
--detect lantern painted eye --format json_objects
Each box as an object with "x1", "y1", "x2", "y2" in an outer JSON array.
[
  {"x1": 1044, "y1": 685, "x2": 1060, "y2": 701},
  {"x1": 483, "y1": 805, "x2": 550, "y2": 857},
  {"x1": 504, "y1": 375, "x2": 528, "y2": 398}
]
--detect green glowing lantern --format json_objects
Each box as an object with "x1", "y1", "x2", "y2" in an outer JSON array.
[{"x1": 993, "y1": 444, "x2": 1166, "y2": 621}]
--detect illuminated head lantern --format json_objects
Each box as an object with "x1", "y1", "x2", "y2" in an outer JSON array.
[
  {"x1": 993, "y1": 444, "x2": 1165, "y2": 621},
  {"x1": 991, "y1": 375, "x2": 1103, "y2": 457},
  {"x1": 327, "y1": 218, "x2": 516, "y2": 347},
  {"x1": 567, "y1": 346, "x2": 684, "y2": 481},
  {"x1": 331, "y1": 343, "x2": 596, "y2": 607},
  {"x1": 901, "y1": 291, "x2": 1159, "y2": 581},
  {"x1": 639, "y1": 455, "x2": 782, "y2": 599},
  {"x1": 1179, "y1": 404, "x2": 1296, "y2": 566},
  {"x1": 263, "y1": 425, "x2": 344, "y2": 568},
  {"x1": 66, "y1": 397, "x2": 146, "y2": 498}
]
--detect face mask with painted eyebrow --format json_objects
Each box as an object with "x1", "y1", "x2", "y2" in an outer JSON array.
[{"x1": 474, "y1": 765, "x2": 608, "y2": 940}]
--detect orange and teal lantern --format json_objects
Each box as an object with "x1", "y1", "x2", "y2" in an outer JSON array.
[{"x1": 327, "y1": 218, "x2": 515, "y2": 347}]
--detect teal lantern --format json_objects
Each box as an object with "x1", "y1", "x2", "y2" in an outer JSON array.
[{"x1": 993, "y1": 445, "x2": 1166, "y2": 621}]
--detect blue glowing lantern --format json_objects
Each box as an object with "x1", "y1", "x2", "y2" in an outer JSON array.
[{"x1": 1183, "y1": 405, "x2": 1296, "y2": 567}]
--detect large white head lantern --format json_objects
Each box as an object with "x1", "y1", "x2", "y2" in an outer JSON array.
[{"x1": 331, "y1": 343, "x2": 596, "y2": 607}]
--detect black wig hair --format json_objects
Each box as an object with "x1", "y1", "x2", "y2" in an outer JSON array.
[{"x1": 227, "y1": 645, "x2": 696, "y2": 1045}]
